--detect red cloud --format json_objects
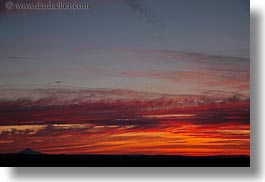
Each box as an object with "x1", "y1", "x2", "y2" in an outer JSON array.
[
  {"x1": 0, "y1": 88, "x2": 249, "y2": 125},
  {"x1": 0, "y1": 88, "x2": 250, "y2": 155}
]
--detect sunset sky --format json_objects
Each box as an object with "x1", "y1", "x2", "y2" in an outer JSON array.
[{"x1": 0, "y1": 0, "x2": 250, "y2": 156}]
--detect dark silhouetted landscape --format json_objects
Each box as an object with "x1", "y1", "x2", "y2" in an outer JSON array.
[{"x1": 0, "y1": 148, "x2": 250, "y2": 167}]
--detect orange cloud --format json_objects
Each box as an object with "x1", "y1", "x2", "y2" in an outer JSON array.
[{"x1": 0, "y1": 89, "x2": 250, "y2": 156}]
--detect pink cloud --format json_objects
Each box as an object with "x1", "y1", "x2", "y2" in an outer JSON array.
[{"x1": 120, "y1": 70, "x2": 249, "y2": 91}]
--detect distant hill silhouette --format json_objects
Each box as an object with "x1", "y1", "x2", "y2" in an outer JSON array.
[
  {"x1": 0, "y1": 152, "x2": 250, "y2": 167},
  {"x1": 18, "y1": 148, "x2": 42, "y2": 155}
]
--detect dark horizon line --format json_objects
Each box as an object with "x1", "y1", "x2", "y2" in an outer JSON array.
[{"x1": 2, "y1": 153, "x2": 250, "y2": 157}]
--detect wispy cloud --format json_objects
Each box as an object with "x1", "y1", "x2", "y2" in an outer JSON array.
[
  {"x1": 126, "y1": 0, "x2": 166, "y2": 41},
  {"x1": 0, "y1": 56, "x2": 35, "y2": 62},
  {"x1": 120, "y1": 70, "x2": 249, "y2": 91},
  {"x1": 0, "y1": 88, "x2": 249, "y2": 126}
]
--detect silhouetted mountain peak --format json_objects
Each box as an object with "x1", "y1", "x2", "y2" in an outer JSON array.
[{"x1": 18, "y1": 148, "x2": 42, "y2": 155}]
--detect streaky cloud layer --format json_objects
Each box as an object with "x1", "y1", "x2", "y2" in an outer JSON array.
[{"x1": 0, "y1": 88, "x2": 249, "y2": 156}]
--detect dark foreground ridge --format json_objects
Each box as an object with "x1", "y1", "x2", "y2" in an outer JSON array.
[{"x1": 0, "y1": 152, "x2": 250, "y2": 167}]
